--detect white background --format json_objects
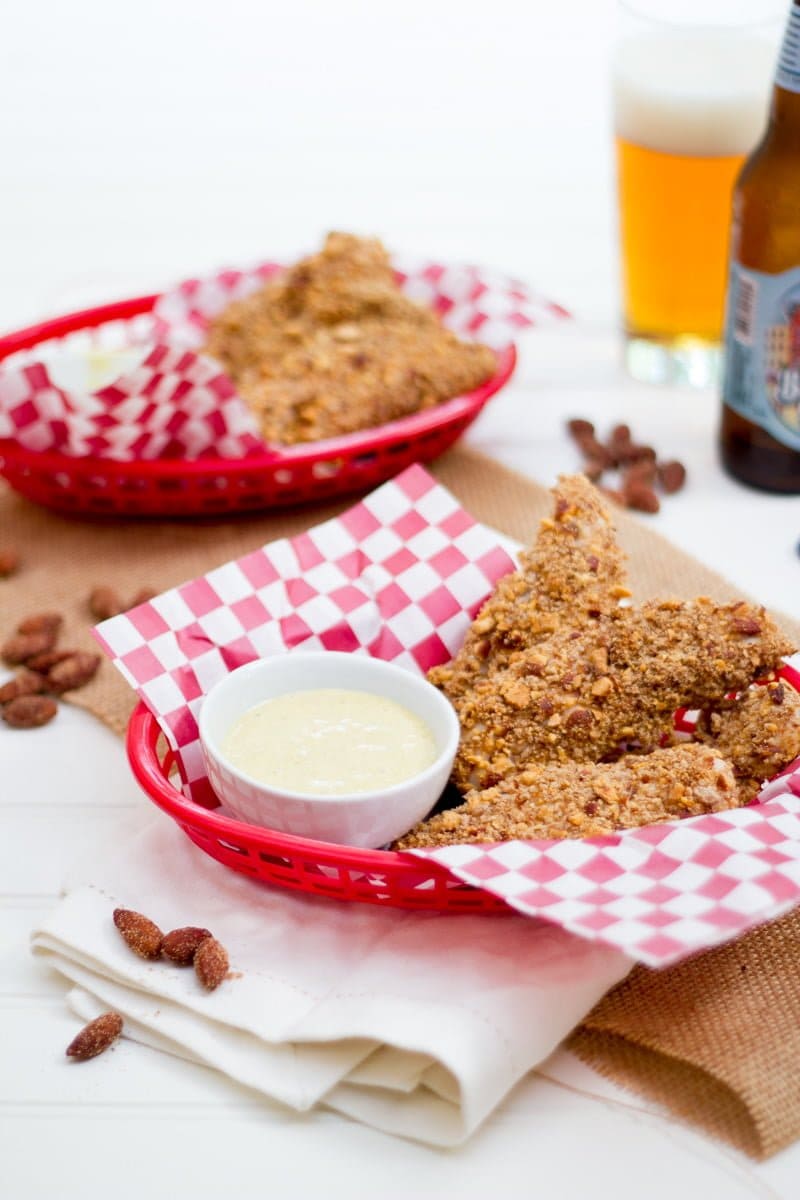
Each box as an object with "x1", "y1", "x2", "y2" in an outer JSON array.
[
  {"x1": 0, "y1": 0, "x2": 619, "y2": 327},
  {"x1": 2, "y1": 1, "x2": 800, "y2": 1197}
]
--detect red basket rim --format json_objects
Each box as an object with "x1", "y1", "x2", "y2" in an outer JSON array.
[
  {"x1": 126, "y1": 700, "x2": 453, "y2": 874},
  {"x1": 0, "y1": 293, "x2": 516, "y2": 479}
]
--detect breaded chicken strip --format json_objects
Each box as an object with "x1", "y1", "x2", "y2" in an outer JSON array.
[
  {"x1": 395, "y1": 743, "x2": 738, "y2": 847},
  {"x1": 429, "y1": 474, "x2": 629, "y2": 706},
  {"x1": 694, "y1": 680, "x2": 800, "y2": 802},
  {"x1": 454, "y1": 598, "x2": 792, "y2": 791},
  {"x1": 205, "y1": 233, "x2": 496, "y2": 445}
]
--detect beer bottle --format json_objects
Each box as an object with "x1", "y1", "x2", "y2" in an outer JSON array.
[{"x1": 720, "y1": 0, "x2": 800, "y2": 493}]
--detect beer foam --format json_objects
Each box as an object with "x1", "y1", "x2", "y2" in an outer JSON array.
[{"x1": 613, "y1": 32, "x2": 775, "y2": 157}]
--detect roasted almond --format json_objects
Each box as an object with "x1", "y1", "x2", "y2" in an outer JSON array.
[
  {"x1": 622, "y1": 459, "x2": 657, "y2": 488},
  {"x1": 0, "y1": 670, "x2": 46, "y2": 704},
  {"x1": 161, "y1": 926, "x2": 213, "y2": 966},
  {"x1": 17, "y1": 612, "x2": 63, "y2": 637},
  {"x1": 609, "y1": 422, "x2": 632, "y2": 445},
  {"x1": 47, "y1": 652, "x2": 101, "y2": 694},
  {"x1": 658, "y1": 460, "x2": 687, "y2": 494},
  {"x1": 88, "y1": 586, "x2": 123, "y2": 621},
  {"x1": 616, "y1": 442, "x2": 656, "y2": 466},
  {"x1": 66, "y1": 1012, "x2": 123, "y2": 1061},
  {"x1": 623, "y1": 481, "x2": 660, "y2": 514},
  {"x1": 1, "y1": 694, "x2": 58, "y2": 728},
  {"x1": 194, "y1": 937, "x2": 229, "y2": 991},
  {"x1": 113, "y1": 908, "x2": 163, "y2": 959},
  {"x1": 566, "y1": 418, "x2": 595, "y2": 441},
  {"x1": 0, "y1": 548, "x2": 20, "y2": 577},
  {"x1": 25, "y1": 649, "x2": 73, "y2": 673},
  {"x1": 1, "y1": 630, "x2": 57, "y2": 665}
]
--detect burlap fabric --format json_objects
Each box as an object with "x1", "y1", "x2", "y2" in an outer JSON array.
[{"x1": 3, "y1": 445, "x2": 800, "y2": 1159}]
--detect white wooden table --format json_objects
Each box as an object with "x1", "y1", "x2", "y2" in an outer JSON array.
[{"x1": 2, "y1": 0, "x2": 800, "y2": 1193}]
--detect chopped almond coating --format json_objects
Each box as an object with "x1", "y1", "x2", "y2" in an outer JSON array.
[
  {"x1": 694, "y1": 680, "x2": 800, "y2": 802},
  {"x1": 205, "y1": 232, "x2": 496, "y2": 445},
  {"x1": 394, "y1": 744, "x2": 738, "y2": 847},
  {"x1": 429, "y1": 475, "x2": 629, "y2": 706},
  {"x1": 453, "y1": 598, "x2": 793, "y2": 790}
]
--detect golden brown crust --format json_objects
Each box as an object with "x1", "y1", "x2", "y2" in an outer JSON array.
[
  {"x1": 429, "y1": 474, "x2": 630, "y2": 705},
  {"x1": 394, "y1": 744, "x2": 738, "y2": 847},
  {"x1": 694, "y1": 681, "x2": 800, "y2": 801},
  {"x1": 453, "y1": 597, "x2": 793, "y2": 791},
  {"x1": 404, "y1": 474, "x2": 798, "y2": 848},
  {"x1": 204, "y1": 232, "x2": 496, "y2": 445}
]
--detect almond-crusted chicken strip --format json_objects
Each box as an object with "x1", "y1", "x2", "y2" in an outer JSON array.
[
  {"x1": 694, "y1": 679, "x2": 800, "y2": 802},
  {"x1": 205, "y1": 233, "x2": 496, "y2": 445},
  {"x1": 429, "y1": 474, "x2": 629, "y2": 706},
  {"x1": 395, "y1": 744, "x2": 738, "y2": 847},
  {"x1": 454, "y1": 598, "x2": 793, "y2": 790}
]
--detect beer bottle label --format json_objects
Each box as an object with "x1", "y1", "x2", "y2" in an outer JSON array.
[
  {"x1": 776, "y1": 5, "x2": 800, "y2": 94},
  {"x1": 723, "y1": 263, "x2": 800, "y2": 451}
]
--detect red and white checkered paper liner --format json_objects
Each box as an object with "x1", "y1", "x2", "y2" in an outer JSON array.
[
  {"x1": 93, "y1": 465, "x2": 800, "y2": 967},
  {"x1": 0, "y1": 344, "x2": 265, "y2": 461},
  {"x1": 0, "y1": 256, "x2": 565, "y2": 461}
]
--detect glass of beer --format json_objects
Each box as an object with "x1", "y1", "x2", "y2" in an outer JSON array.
[{"x1": 614, "y1": 0, "x2": 780, "y2": 386}]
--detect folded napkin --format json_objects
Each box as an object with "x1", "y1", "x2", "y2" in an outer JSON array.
[{"x1": 31, "y1": 810, "x2": 629, "y2": 1146}]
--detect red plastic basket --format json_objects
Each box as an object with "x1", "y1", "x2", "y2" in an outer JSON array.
[
  {"x1": 0, "y1": 295, "x2": 516, "y2": 518},
  {"x1": 126, "y1": 702, "x2": 510, "y2": 913}
]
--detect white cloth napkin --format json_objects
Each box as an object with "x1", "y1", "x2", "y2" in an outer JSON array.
[{"x1": 31, "y1": 810, "x2": 630, "y2": 1146}]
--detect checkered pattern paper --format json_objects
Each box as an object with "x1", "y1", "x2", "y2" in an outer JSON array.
[
  {"x1": 153, "y1": 256, "x2": 569, "y2": 352},
  {"x1": 0, "y1": 344, "x2": 265, "y2": 460},
  {"x1": 409, "y1": 748, "x2": 800, "y2": 967},
  {"x1": 94, "y1": 465, "x2": 516, "y2": 808},
  {"x1": 94, "y1": 467, "x2": 800, "y2": 967},
  {"x1": 0, "y1": 256, "x2": 565, "y2": 461}
]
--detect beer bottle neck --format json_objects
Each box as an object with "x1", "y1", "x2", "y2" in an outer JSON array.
[{"x1": 771, "y1": 0, "x2": 800, "y2": 135}]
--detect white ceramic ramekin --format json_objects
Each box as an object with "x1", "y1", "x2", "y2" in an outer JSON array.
[{"x1": 198, "y1": 652, "x2": 460, "y2": 848}]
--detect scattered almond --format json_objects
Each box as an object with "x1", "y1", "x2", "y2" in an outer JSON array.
[
  {"x1": 566, "y1": 419, "x2": 687, "y2": 511},
  {"x1": 623, "y1": 481, "x2": 661, "y2": 514},
  {"x1": 162, "y1": 926, "x2": 213, "y2": 967},
  {"x1": 88, "y1": 586, "x2": 123, "y2": 621},
  {"x1": 658, "y1": 460, "x2": 687, "y2": 494},
  {"x1": 2, "y1": 695, "x2": 58, "y2": 728},
  {"x1": 0, "y1": 548, "x2": 20, "y2": 577},
  {"x1": 65, "y1": 1012, "x2": 123, "y2": 1061},
  {"x1": 25, "y1": 649, "x2": 72, "y2": 673},
  {"x1": 113, "y1": 908, "x2": 164, "y2": 959},
  {"x1": 1, "y1": 630, "x2": 57, "y2": 665},
  {"x1": 194, "y1": 937, "x2": 229, "y2": 991},
  {"x1": 0, "y1": 670, "x2": 46, "y2": 704},
  {"x1": 622, "y1": 459, "x2": 657, "y2": 488},
  {"x1": 47, "y1": 652, "x2": 101, "y2": 694},
  {"x1": 566, "y1": 418, "x2": 595, "y2": 440},
  {"x1": 17, "y1": 612, "x2": 63, "y2": 637}
]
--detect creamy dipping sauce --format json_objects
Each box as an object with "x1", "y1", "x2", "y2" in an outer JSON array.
[{"x1": 221, "y1": 688, "x2": 438, "y2": 796}]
